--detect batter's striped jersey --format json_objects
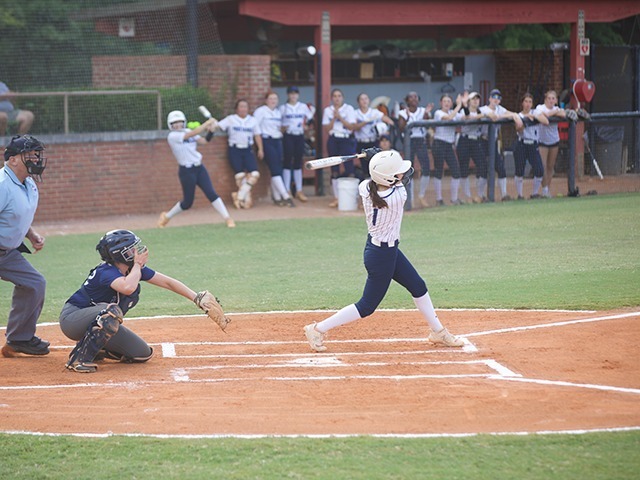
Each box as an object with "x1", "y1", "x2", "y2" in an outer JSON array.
[{"x1": 359, "y1": 179, "x2": 406, "y2": 245}]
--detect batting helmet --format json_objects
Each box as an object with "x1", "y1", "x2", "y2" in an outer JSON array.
[
  {"x1": 96, "y1": 230, "x2": 145, "y2": 267},
  {"x1": 369, "y1": 150, "x2": 412, "y2": 187},
  {"x1": 167, "y1": 110, "x2": 187, "y2": 129},
  {"x1": 4, "y1": 134, "x2": 47, "y2": 181}
]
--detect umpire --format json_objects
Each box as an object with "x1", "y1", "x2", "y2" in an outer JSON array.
[{"x1": 0, "y1": 134, "x2": 49, "y2": 357}]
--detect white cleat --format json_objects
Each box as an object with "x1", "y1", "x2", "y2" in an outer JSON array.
[
  {"x1": 304, "y1": 323, "x2": 327, "y2": 352},
  {"x1": 428, "y1": 327, "x2": 464, "y2": 347}
]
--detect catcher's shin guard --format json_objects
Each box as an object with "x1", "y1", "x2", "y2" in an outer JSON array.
[{"x1": 66, "y1": 304, "x2": 123, "y2": 373}]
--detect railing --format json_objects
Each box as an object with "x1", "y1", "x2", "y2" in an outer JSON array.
[
  {"x1": 405, "y1": 111, "x2": 640, "y2": 206},
  {"x1": 1, "y1": 90, "x2": 163, "y2": 134}
]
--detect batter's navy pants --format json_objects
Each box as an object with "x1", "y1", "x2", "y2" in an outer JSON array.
[
  {"x1": 354, "y1": 237, "x2": 428, "y2": 318},
  {"x1": 178, "y1": 164, "x2": 219, "y2": 210}
]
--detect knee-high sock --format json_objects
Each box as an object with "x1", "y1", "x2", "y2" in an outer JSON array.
[
  {"x1": 450, "y1": 178, "x2": 460, "y2": 202},
  {"x1": 463, "y1": 177, "x2": 471, "y2": 198},
  {"x1": 515, "y1": 176, "x2": 524, "y2": 197},
  {"x1": 419, "y1": 175, "x2": 430, "y2": 197},
  {"x1": 315, "y1": 304, "x2": 361, "y2": 333},
  {"x1": 282, "y1": 169, "x2": 292, "y2": 192},
  {"x1": 498, "y1": 177, "x2": 507, "y2": 197},
  {"x1": 413, "y1": 292, "x2": 444, "y2": 332},
  {"x1": 212, "y1": 198, "x2": 230, "y2": 219},
  {"x1": 270, "y1": 178, "x2": 283, "y2": 201},
  {"x1": 293, "y1": 169, "x2": 304, "y2": 193},
  {"x1": 476, "y1": 177, "x2": 487, "y2": 198},
  {"x1": 434, "y1": 178, "x2": 443, "y2": 201},
  {"x1": 238, "y1": 181, "x2": 252, "y2": 201},
  {"x1": 167, "y1": 202, "x2": 183, "y2": 219},
  {"x1": 272, "y1": 175, "x2": 291, "y2": 199},
  {"x1": 331, "y1": 178, "x2": 339, "y2": 199},
  {"x1": 532, "y1": 176, "x2": 542, "y2": 195}
]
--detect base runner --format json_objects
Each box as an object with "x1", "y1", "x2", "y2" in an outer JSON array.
[{"x1": 304, "y1": 150, "x2": 464, "y2": 352}]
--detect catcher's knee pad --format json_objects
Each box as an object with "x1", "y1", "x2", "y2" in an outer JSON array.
[
  {"x1": 234, "y1": 172, "x2": 246, "y2": 188},
  {"x1": 66, "y1": 304, "x2": 123, "y2": 373},
  {"x1": 247, "y1": 171, "x2": 260, "y2": 186},
  {"x1": 101, "y1": 346, "x2": 153, "y2": 363}
]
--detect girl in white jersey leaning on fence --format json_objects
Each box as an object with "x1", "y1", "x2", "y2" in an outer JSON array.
[{"x1": 304, "y1": 149, "x2": 464, "y2": 352}]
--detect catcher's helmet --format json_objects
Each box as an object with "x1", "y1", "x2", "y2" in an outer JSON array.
[
  {"x1": 369, "y1": 150, "x2": 412, "y2": 187},
  {"x1": 96, "y1": 230, "x2": 145, "y2": 267},
  {"x1": 4, "y1": 134, "x2": 47, "y2": 181},
  {"x1": 167, "y1": 110, "x2": 187, "y2": 129}
]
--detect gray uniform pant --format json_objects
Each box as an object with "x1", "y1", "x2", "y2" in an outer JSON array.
[
  {"x1": 0, "y1": 248, "x2": 46, "y2": 342},
  {"x1": 59, "y1": 303, "x2": 152, "y2": 359}
]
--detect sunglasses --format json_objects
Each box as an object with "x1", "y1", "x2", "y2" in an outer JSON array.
[{"x1": 491, "y1": 94, "x2": 502, "y2": 100}]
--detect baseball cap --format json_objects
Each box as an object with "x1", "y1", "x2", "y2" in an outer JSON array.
[
  {"x1": 489, "y1": 88, "x2": 502, "y2": 98},
  {"x1": 379, "y1": 134, "x2": 391, "y2": 142},
  {"x1": 469, "y1": 91, "x2": 480, "y2": 100},
  {"x1": 287, "y1": 86, "x2": 299, "y2": 93}
]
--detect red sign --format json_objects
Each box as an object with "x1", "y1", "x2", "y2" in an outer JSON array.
[{"x1": 580, "y1": 38, "x2": 590, "y2": 56}]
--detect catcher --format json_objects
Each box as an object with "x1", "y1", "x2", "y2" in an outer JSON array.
[{"x1": 59, "y1": 229, "x2": 229, "y2": 373}]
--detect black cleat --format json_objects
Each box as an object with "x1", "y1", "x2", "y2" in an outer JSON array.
[{"x1": 1, "y1": 336, "x2": 50, "y2": 356}]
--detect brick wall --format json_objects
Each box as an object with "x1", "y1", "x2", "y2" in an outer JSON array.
[
  {"x1": 34, "y1": 135, "x2": 269, "y2": 223},
  {"x1": 92, "y1": 55, "x2": 271, "y2": 114}
]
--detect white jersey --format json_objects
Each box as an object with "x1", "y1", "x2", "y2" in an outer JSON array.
[
  {"x1": 433, "y1": 109, "x2": 463, "y2": 144},
  {"x1": 167, "y1": 130, "x2": 202, "y2": 167},
  {"x1": 359, "y1": 179, "x2": 406, "y2": 245},
  {"x1": 460, "y1": 110, "x2": 483, "y2": 138},
  {"x1": 479, "y1": 104, "x2": 508, "y2": 139},
  {"x1": 280, "y1": 102, "x2": 313, "y2": 136},
  {"x1": 217, "y1": 114, "x2": 259, "y2": 147},
  {"x1": 517, "y1": 107, "x2": 545, "y2": 142},
  {"x1": 398, "y1": 107, "x2": 428, "y2": 138},
  {"x1": 322, "y1": 103, "x2": 356, "y2": 137},
  {"x1": 536, "y1": 104, "x2": 561, "y2": 145},
  {"x1": 253, "y1": 105, "x2": 283, "y2": 139},
  {"x1": 354, "y1": 107, "x2": 384, "y2": 143}
]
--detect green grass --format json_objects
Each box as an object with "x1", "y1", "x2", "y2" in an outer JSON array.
[{"x1": 1, "y1": 192, "x2": 640, "y2": 479}]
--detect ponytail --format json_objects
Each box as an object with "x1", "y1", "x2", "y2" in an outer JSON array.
[{"x1": 369, "y1": 180, "x2": 388, "y2": 209}]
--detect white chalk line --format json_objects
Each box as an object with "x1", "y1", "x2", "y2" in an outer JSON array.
[
  {"x1": 0, "y1": 307, "x2": 601, "y2": 331},
  {"x1": 490, "y1": 376, "x2": 640, "y2": 395},
  {"x1": 1, "y1": 426, "x2": 638, "y2": 440}
]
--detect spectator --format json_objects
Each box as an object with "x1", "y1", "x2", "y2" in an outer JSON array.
[
  {"x1": 0, "y1": 82, "x2": 34, "y2": 136},
  {"x1": 353, "y1": 93, "x2": 394, "y2": 177},
  {"x1": 537, "y1": 90, "x2": 568, "y2": 198},
  {"x1": 280, "y1": 86, "x2": 313, "y2": 202},
  {"x1": 432, "y1": 93, "x2": 464, "y2": 206},
  {"x1": 479, "y1": 88, "x2": 523, "y2": 201},
  {"x1": 397, "y1": 91, "x2": 434, "y2": 207},
  {"x1": 254, "y1": 91, "x2": 294, "y2": 207},
  {"x1": 0, "y1": 135, "x2": 49, "y2": 358},
  {"x1": 514, "y1": 93, "x2": 549, "y2": 199},
  {"x1": 322, "y1": 88, "x2": 357, "y2": 208},
  {"x1": 458, "y1": 91, "x2": 488, "y2": 203}
]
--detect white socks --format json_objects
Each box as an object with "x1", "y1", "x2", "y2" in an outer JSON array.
[
  {"x1": 212, "y1": 198, "x2": 230, "y2": 219},
  {"x1": 413, "y1": 292, "x2": 444, "y2": 332},
  {"x1": 293, "y1": 169, "x2": 304, "y2": 193},
  {"x1": 515, "y1": 176, "x2": 524, "y2": 197},
  {"x1": 282, "y1": 169, "x2": 292, "y2": 192},
  {"x1": 316, "y1": 304, "x2": 361, "y2": 333},
  {"x1": 476, "y1": 177, "x2": 487, "y2": 198},
  {"x1": 450, "y1": 178, "x2": 460, "y2": 202},
  {"x1": 419, "y1": 175, "x2": 430, "y2": 198},
  {"x1": 532, "y1": 177, "x2": 542, "y2": 195},
  {"x1": 434, "y1": 178, "x2": 442, "y2": 201},
  {"x1": 498, "y1": 177, "x2": 507, "y2": 197},
  {"x1": 331, "y1": 178, "x2": 339, "y2": 199},
  {"x1": 463, "y1": 177, "x2": 471, "y2": 198},
  {"x1": 166, "y1": 202, "x2": 183, "y2": 219}
]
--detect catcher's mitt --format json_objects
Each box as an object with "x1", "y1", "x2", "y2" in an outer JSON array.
[{"x1": 194, "y1": 290, "x2": 230, "y2": 332}]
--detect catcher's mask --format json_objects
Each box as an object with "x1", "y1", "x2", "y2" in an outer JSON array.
[
  {"x1": 4, "y1": 134, "x2": 47, "y2": 182},
  {"x1": 96, "y1": 229, "x2": 146, "y2": 267}
]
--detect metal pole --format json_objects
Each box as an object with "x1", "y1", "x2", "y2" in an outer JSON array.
[
  {"x1": 487, "y1": 124, "x2": 496, "y2": 202},
  {"x1": 186, "y1": 0, "x2": 198, "y2": 88},
  {"x1": 403, "y1": 128, "x2": 412, "y2": 210},
  {"x1": 157, "y1": 93, "x2": 163, "y2": 130},
  {"x1": 568, "y1": 121, "x2": 577, "y2": 195},
  {"x1": 315, "y1": 50, "x2": 324, "y2": 195},
  {"x1": 64, "y1": 94, "x2": 69, "y2": 134}
]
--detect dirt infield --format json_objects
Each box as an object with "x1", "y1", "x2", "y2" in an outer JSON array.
[{"x1": 1, "y1": 309, "x2": 639, "y2": 436}]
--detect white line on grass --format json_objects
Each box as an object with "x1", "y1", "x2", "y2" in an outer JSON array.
[{"x1": 1, "y1": 426, "x2": 638, "y2": 439}]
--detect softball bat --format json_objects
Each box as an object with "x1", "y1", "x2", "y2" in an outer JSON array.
[
  {"x1": 305, "y1": 153, "x2": 365, "y2": 170},
  {"x1": 198, "y1": 105, "x2": 213, "y2": 119}
]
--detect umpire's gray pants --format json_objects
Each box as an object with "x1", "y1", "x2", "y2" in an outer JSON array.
[
  {"x1": 59, "y1": 303, "x2": 152, "y2": 359},
  {"x1": 0, "y1": 248, "x2": 46, "y2": 342}
]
